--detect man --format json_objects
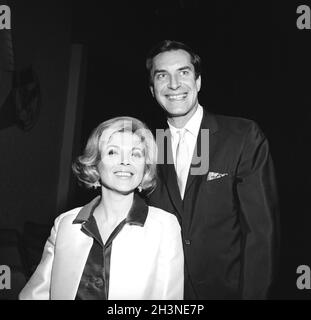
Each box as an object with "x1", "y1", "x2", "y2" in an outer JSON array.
[{"x1": 146, "y1": 40, "x2": 279, "y2": 299}]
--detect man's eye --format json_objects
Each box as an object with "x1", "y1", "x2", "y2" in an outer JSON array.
[
  {"x1": 180, "y1": 70, "x2": 189, "y2": 76},
  {"x1": 156, "y1": 73, "x2": 166, "y2": 80}
]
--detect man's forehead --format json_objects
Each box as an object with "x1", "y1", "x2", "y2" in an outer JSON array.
[{"x1": 152, "y1": 49, "x2": 193, "y2": 70}]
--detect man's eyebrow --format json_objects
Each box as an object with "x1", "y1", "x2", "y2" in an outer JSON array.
[
  {"x1": 153, "y1": 66, "x2": 193, "y2": 75},
  {"x1": 178, "y1": 66, "x2": 192, "y2": 71},
  {"x1": 153, "y1": 69, "x2": 167, "y2": 75}
]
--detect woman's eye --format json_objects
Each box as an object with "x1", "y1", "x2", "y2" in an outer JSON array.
[
  {"x1": 108, "y1": 149, "x2": 117, "y2": 155},
  {"x1": 132, "y1": 151, "x2": 142, "y2": 158}
]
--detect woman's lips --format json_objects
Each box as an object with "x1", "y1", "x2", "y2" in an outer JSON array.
[{"x1": 114, "y1": 171, "x2": 133, "y2": 177}]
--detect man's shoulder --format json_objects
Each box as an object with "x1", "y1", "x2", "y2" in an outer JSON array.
[
  {"x1": 206, "y1": 111, "x2": 263, "y2": 137},
  {"x1": 213, "y1": 113, "x2": 257, "y2": 129}
]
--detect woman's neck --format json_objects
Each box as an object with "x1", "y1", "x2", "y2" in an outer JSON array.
[{"x1": 95, "y1": 188, "x2": 134, "y2": 225}]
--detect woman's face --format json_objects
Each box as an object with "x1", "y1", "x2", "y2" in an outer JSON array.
[{"x1": 98, "y1": 131, "x2": 146, "y2": 194}]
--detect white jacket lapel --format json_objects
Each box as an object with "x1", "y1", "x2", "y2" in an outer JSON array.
[{"x1": 51, "y1": 223, "x2": 93, "y2": 299}]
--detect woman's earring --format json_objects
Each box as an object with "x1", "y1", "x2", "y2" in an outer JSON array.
[
  {"x1": 93, "y1": 180, "x2": 101, "y2": 189},
  {"x1": 137, "y1": 185, "x2": 142, "y2": 192}
]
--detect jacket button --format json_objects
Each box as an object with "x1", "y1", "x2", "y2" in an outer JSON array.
[{"x1": 185, "y1": 239, "x2": 191, "y2": 245}]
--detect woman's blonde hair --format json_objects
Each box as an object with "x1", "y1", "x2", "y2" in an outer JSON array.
[{"x1": 72, "y1": 116, "x2": 157, "y2": 194}]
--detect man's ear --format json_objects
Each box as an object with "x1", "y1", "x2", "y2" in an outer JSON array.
[
  {"x1": 196, "y1": 75, "x2": 201, "y2": 92},
  {"x1": 150, "y1": 85, "x2": 154, "y2": 97}
]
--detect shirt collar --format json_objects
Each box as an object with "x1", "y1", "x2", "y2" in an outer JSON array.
[
  {"x1": 167, "y1": 104, "x2": 203, "y2": 138},
  {"x1": 72, "y1": 194, "x2": 148, "y2": 227}
]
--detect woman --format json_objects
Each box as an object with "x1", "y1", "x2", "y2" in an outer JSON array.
[{"x1": 19, "y1": 117, "x2": 184, "y2": 300}]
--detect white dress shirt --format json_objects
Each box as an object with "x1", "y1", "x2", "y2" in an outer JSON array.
[{"x1": 168, "y1": 105, "x2": 203, "y2": 198}]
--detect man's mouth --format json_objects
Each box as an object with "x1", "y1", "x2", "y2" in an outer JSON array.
[{"x1": 166, "y1": 93, "x2": 187, "y2": 101}]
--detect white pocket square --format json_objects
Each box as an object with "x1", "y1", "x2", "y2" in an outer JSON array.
[{"x1": 207, "y1": 172, "x2": 228, "y2": 181}]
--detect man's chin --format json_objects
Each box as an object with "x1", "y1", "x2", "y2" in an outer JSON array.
[{"x1": 167, "y1": 108, "x2": 191, "y2": 118}]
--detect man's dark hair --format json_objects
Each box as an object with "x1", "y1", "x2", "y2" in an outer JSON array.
[{"x1": 146, "y1": 40, "x2": 202, "y2": 84}]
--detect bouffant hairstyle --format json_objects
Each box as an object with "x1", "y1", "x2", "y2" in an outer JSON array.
[{"x1": 72, "y1": 116, "x2": 157, "y2": 194}]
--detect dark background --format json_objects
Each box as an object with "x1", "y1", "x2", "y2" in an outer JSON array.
[
  {"x1": 72, "y1": 1, "x2": 311, "y2": 299},
  {"x1": 0, "y1": 0, "x2": 310, "y2": 299}
]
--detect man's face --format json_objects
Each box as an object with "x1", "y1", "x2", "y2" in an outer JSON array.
[{"x1": 150, "y1": 49, "x2": 201, "y2": 120}]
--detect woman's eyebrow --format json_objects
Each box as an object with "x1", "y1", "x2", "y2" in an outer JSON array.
[
  {"x1": 105, "y1": 144, "x2": 119, "y2": 149},
  {"x1": 132, "y1": 146, "x2": 144, "y2": 151}
]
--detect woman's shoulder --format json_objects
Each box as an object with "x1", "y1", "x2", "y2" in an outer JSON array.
[
  {"x1": 146, "y1": 206, "x2": 180, "y2": 228},
  {"x1": 53, "y1": 207, "x2": 83, "y2": 226},
  {"x1": 54, "y1": 196, "x2": 100, "y2": 226}
]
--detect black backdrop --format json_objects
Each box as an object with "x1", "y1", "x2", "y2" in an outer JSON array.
[{"x1": 69, "y1": 0, "x2": 311, "y2": 299}]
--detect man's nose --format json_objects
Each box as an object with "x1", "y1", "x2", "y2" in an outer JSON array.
[{"x1": 168, "y1": 75, "x2": 180, "y2": 90}]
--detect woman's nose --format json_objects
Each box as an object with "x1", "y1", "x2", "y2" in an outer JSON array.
[{"x1": 120, "y1": 152, "x2": 130, "y2": 165}]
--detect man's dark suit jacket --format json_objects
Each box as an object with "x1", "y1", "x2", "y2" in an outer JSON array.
[{"x1": 147, "y1": 109, "x2": 280, "y2": 300}]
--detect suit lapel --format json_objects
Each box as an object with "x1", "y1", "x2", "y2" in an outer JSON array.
[
  {"x1": 184, "y1": 110, "x2": 219, "y2": 195},
  {"x1": 159, "y1": 131, "x2": 184, "y2": 215},
  {"x1": 158, "y1": 110, "x2": 219, "y2": 216},
  {"x1": 161, "y1": 163, "x2": 184, "y2": 213}
]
